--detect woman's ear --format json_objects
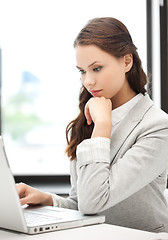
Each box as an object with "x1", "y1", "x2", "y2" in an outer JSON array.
[{"x1": 124, "y1": 54, "x2": 133, "y2": 73}]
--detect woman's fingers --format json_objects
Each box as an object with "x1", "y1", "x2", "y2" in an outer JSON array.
[
  {"x1": 84, "y1": 101, "x2": 93, "y2": 125},
  {"x1": 16, "y1": 182, "x2": 53, "y2": 206},
  {"x1": 16, "y1": 182, "x2": 27, "y2": 199},
  {"x1": 84, "y1": 97, "x2": 112, "y2": 125},
  {"x1": 16, "y1": 183, "x2": 38, "y2": 205}
]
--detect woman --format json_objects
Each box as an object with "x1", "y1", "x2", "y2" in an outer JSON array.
[{"x1": 17, "y1": 17, "x2": 168, "y2": 232}]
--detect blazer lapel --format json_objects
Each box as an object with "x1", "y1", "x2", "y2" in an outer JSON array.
[{"x1": 110, "y1": 94, "x2": 154, "y2": 163}]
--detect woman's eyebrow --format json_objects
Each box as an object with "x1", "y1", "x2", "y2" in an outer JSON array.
[
  {"x1": 76, "y1": 66, "x2": 82, "y2": 69},
  {"x1": 76, "y1": 61, "x2": 100, "y2": 69},
  {"x1": 88, "y1": 61, "x2": 99, "y2": 67}
]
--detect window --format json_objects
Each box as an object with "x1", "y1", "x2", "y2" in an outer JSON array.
[{"x1": 0, "y1": 0, "x2": 147, "y2": 175}]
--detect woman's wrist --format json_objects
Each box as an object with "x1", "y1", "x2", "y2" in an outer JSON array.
[
  {"x1": 91, "y1": 120, "x2": 112, "y2": 139},
  {"x1": 41, "y1": 192, "x2": 54, "y2": 206}
]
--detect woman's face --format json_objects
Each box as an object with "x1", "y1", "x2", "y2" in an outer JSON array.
[{"x1": 75, "y1": 45, "x2": 135, "y2": 108}]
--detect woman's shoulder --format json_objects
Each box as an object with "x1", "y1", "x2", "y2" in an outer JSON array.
[
  {"x1": 136, "y1": 94, "x2": 168, "y2": 130},
  {"x1": 145, "y1": 96, "x2": 168, "y2": 121}
]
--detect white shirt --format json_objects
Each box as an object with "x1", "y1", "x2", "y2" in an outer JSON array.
[{"x1": 111, "y1": 93, "x2": 144, "y2": 136}]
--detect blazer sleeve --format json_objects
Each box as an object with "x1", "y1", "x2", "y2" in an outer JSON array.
[
  {"x1": 76, "y1": 117, "x2": 168, "y2": 214},
  {"x1": 51, "y1": 159, "x2": 78, "y2": 210}
]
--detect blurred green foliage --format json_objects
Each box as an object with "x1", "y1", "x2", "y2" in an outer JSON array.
[{"x1": 2, "y1": 92, "x2": 44, "y2": 141}]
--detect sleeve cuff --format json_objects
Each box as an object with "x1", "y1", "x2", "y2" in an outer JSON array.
[
  {"x1": 76, "y1": 137, "x2": 111, "y2": 168},
  {"x1": 46, "y1": 192, "x2": 60, "y2": 207}
]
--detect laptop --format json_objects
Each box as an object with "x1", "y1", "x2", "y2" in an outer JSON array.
[{"x1": 0, "y1": 136, "x2": 105, "y2": 234}]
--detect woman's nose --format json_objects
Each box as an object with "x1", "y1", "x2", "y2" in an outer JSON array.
[{"x1": 84, "y1": 73, "x2": 96, "y2": 87}]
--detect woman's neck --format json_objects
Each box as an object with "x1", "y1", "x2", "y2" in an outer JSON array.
[{"x1": 111, "y1": 81, "x2": 137, "y2": 110}]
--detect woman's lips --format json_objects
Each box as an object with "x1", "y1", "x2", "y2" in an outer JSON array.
[{"x1": 90, "y1": 89, "x2": 103, "y2": 96}]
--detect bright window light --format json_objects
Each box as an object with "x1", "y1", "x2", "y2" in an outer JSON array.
[{"x1": 0, "y1": 0, "x2": 147, "y2": 175}]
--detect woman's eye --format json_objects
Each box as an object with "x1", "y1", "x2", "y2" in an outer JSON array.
[
  {"x1": 79, "y1": 69, "x2": 86, "y2": 75},
  {"x1": 93, "y1": 66, "x2": 102, "y2": 72}
]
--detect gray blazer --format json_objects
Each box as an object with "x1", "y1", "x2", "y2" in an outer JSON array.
[{"x1": 52, "y1": 94, "x2": 168, "y2": 232}]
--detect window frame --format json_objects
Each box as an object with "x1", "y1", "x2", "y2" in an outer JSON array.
[{"x1": 160, "y1": 0, "x2": 168, "y2": 113}]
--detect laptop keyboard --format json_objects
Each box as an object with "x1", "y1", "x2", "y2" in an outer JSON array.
[{"x1": 24, "y1": 211, "x2": 62, "y2": 225}]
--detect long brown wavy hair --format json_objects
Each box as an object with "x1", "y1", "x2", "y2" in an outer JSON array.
[{"x1": 65, "y1": 17, "x2": 147, "y2": 160}]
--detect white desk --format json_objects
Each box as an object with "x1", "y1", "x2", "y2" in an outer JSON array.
[{"x1": 0, "y1": 224, "x2": 168, "y2": 240}]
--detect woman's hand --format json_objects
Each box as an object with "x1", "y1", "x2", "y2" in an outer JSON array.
[
  {"x1": 16, "y1": 182, "x2": 53, "y2": 206},
  {"x1": 85, "y1": 97, "x2": 112, "y2": 138}
]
